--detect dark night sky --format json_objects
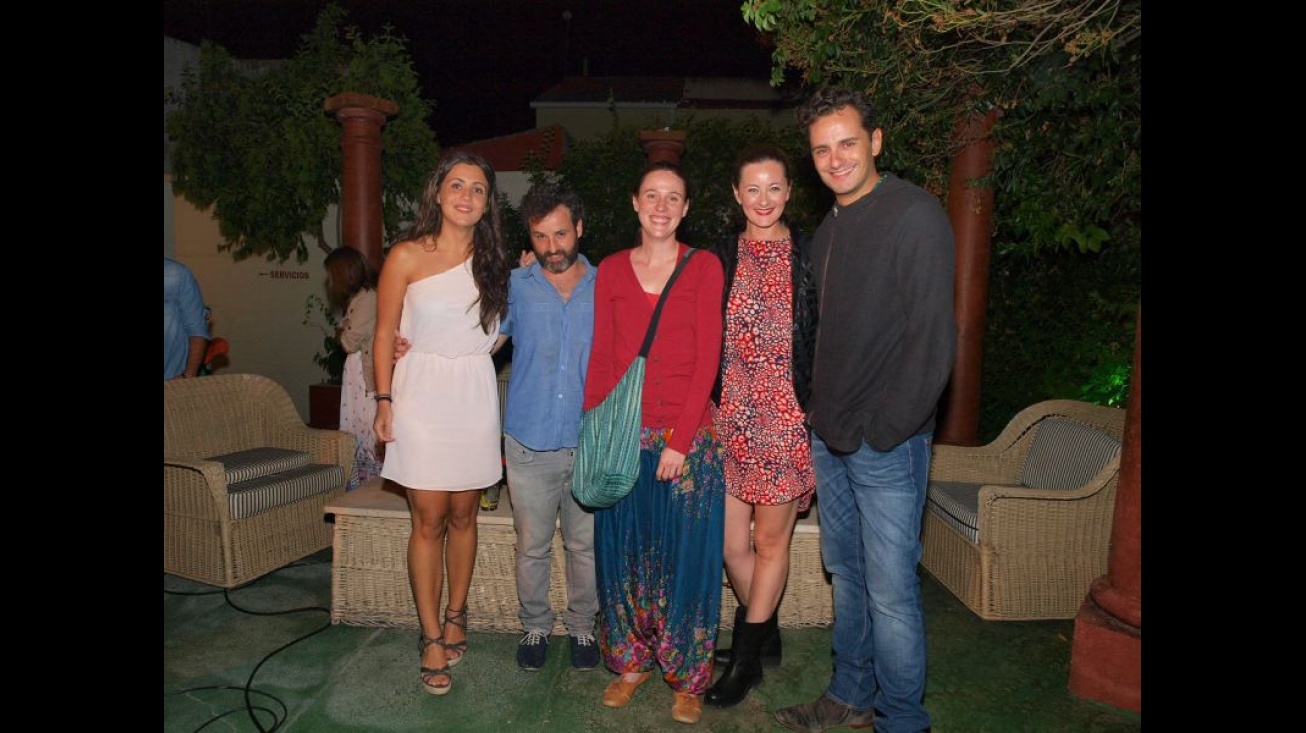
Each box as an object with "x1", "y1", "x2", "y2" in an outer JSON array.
[{"x1": 163, "y1": 0, "x2": 779, "y2": 146}]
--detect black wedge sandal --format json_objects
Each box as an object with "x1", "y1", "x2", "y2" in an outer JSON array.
[
  {"x1": 442, "y1": 607, "x2": 469, "y2": 667},
  {"x1": 418, "y1": 633, "x2": 452, "y2": 696}
]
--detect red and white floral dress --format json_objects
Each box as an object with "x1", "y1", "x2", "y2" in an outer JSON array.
[{"x1": 716, "y1": 235, "x2": 814, "y2": 510}]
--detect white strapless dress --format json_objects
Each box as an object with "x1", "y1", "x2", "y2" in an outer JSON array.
[{"x1": 380, "y1": 258, "x2": 501, "y2": 491}]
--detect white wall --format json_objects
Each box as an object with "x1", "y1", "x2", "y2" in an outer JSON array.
[
  {"x1": 166, "y1": 176, "x2": 339, "y2": 421},
  {"x1": 497, "y1": 171, "x2": 532, "y2": 211},
  {"x1": 167, "y1": 37, "x2": 337, "y2": 420}
]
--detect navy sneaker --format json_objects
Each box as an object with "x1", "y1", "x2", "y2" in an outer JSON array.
[
  {"x1": 517, "y1": 629, "x2": 549, "y2": 670},
  {"x1": 569, "y1": 633, "x2": 600, "y2": 670}
]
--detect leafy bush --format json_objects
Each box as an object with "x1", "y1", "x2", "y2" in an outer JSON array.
[
  {"x1": 553, "y1": 116, "x2": 828, "y2": 265},
  {"x1": 302, "y1": 294, "x2": 345, "y2": 385},
  {"x1": 980, "y1": 241, "x2": 1138, "y2": 438},
  {"x1": 553, "y1": 117, "x2": 1138, "y2": 443},
  {"x1": 1081, "y1": 361, "x2": 1132, "y2": 408},
  {"x1": 166, "y1": 2, "x2": 438, "y2": 263}
]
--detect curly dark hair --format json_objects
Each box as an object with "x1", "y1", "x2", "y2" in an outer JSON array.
[
  {"x1": 796, "y1": 87, "x2": 878, "y2": 134},
  {"x1": 519, "y1": 179, "x2": 585, "y2": 230},
  {"x1": 400, "y1": 150, "x2": 510, "y2": 334}
]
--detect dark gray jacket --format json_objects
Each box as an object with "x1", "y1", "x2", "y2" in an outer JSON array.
[{"x1": 808, "y1": 175, "x2": 956, "y2": 453}]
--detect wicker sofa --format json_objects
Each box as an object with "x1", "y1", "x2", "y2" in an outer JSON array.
[
  {"x1": 164, "y1": 373, "x2": 355, "y2": 588},
  {"x1": 325, "y1": 479, "x2": 833, "y2": 632},
  {"x1": 921, "y1": 399, "x2": 1126, "y2": 621}
]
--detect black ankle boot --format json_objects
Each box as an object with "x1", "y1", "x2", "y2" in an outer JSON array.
[
  {"x1": 716, "y1": 606, "x2": 783, "y2": 669},
  {"x1": 760, "y1": 609, "x2": 782, "y2": 669},
  {"x1": 714, "y1": 605, "x2": 748, "y2": 666},
  {"x1": 705, "y1": 619, "x2": 766, "y2": 708}
]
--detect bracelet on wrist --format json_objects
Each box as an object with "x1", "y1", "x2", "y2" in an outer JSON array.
[{"x1": 374, "y1": 393, "x2": 393, "y2": 403}]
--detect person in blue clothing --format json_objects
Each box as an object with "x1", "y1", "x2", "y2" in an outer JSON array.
[
  {"x1": 390, "y1": 178, "x2": 599, "y2": 675},
  {"x1": 164, "y1": 256, "x2": 210, "y2": 380},
  {"x1": 496, "y1": 180, "x2": 602, "y2": 672}
]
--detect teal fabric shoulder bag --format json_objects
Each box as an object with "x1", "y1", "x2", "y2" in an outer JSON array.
[{"x1": 572, "y1": 248, "x2": 697, "y2": 508}]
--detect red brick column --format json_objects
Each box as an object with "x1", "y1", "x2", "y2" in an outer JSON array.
[
  {"x1": 1069, "y1": 304, "x2": 1142, "y2": 713},
  {"x1": 324, "y1": 92, "x2": 399, "y2": 273},
  {"x1": 937, "y1": 108, "x2": 998, "y2": 447}
]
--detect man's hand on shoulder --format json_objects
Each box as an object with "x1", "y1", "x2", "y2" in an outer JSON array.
[{"x1": 393, "y1": 331, "x2": 411, "y2": 362}]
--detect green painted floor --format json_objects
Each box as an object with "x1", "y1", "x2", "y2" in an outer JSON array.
[{"x1": 164, "y1": 550, "x2": 1141, "y2": 732}]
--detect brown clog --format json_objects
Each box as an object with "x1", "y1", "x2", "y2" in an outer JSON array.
[
  {"x1": 672, "y1": 692, "x2": 703, "y2": 724},
  {"x1": 602, "y1": 671, "x2": 652, "y2": 708}
]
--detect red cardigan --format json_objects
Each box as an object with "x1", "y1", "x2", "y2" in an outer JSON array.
[{"x1": 583, "y1": 244, "x2": 724, "y2": 456}]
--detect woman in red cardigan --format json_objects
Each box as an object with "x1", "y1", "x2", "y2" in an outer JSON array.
[{"x1": 584, "y1": 161, "x2": 725, "y2": 725}]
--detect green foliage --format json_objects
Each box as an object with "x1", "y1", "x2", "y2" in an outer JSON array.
[
  {"x1": 165, "y1": 2, "x2": 438, "y2": 263},
  {"x1": 743, "y1": 0, "x2": 965, "y2": 194},
  {"x1": 554, "y1": 117, "x2": 829, "y2": 265},
  {"x1": 1081, "y1": 360, "x2": 1132, "y2": 408},
  {"x1": 302, "y1": 293, "x2": 345, "y2": 385},
  {"x1": 498, "y1": 191, "x2": 528, "y2": 256},
  {"x1": 981, "y1": 242, "x2": 1138, "y2": 436},
  {"x1": 552, "y1": 124, "x2": 649, "y2": 263},
  {"x1": 741, "y1": 0, "x2": 1142, "y2": 440},
  {"x1": 741, "y1": 0, "x2": 1142, "y2": 238}
]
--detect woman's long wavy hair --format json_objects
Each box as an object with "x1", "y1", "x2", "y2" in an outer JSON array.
[{"x1": 401, "y1": 150, "x2": 510, "y2": 334}]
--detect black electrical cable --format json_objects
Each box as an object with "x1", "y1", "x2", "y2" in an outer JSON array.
[{"x1": 164, "y1": 559, "x2": 333, "y2": 732}]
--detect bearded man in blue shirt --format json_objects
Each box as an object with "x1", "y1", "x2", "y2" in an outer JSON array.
[{"x1": 497, "y1": 181, "x2": 601, "y2": 672}]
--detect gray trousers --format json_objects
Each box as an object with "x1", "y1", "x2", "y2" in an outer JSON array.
[{"x1": 504, "y1": 433, "x2": 598, "y2": 636}]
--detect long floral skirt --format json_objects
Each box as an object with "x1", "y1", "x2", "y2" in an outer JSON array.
[
  {"x1": 595, "y1": 426, "x2": 725, "y2": 695},
  {"x1": 340, "y1": 352, "x2": 381, "y2": 491}
]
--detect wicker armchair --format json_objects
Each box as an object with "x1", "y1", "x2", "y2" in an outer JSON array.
[
  {"x1": 165, "y1": 373, "x2": 354, "y2": 588},
  {"x1": 921, "y1": 399, "x2": 1126, "y2": 621}
]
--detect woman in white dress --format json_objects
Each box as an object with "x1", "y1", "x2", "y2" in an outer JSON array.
[{"x1": 373, "y1": 151, "x2": 511, "y2": 696}]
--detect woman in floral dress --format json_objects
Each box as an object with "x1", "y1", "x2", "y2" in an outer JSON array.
[{"x1": 705, "y1": 143, "x2": 818, "y2": 709}]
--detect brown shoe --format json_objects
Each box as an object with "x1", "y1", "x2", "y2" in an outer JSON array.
[
  {"x1": 602, "y1": 671, "x2": 652, "y2": 708},
  {"x1": 671, "y1": 692, "x2": 703, "y2": 724},
  {"x1": 774, "y1": 694, "x2": 875, "y2": 732}
]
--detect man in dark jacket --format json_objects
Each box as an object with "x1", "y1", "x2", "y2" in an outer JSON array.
[{"x1": 774, "y1": 87, "x2": 955, "y2": 733}]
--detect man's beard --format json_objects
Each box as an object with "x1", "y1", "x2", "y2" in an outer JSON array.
[{"x1": 539, "y1": 247, "x2": 579, "y2": 274}]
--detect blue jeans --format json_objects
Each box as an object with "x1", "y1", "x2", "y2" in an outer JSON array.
[
  {"x1": 813, "y1": 432, "x2": 933, "y2": 733},
  {"x1": 504, "y1": 434, "x2": 598, "y2": 636}
]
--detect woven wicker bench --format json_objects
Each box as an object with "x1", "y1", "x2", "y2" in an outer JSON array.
[
  {"x1": 165, "y1": 374, "x2": 354, "y2": 589},
  {"x1": 920, "y1": 399, "x2": 1126, "y2": 621},
  {"x1": 325, "y1": 479, "x2": 832, "y2": 633}
]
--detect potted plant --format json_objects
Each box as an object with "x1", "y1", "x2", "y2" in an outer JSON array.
[{"x1": 303, "y1": 293, "x2": 346, "y2": 429}]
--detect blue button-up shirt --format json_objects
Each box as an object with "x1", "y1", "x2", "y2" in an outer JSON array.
[
  {"x1": 499, "y1": 255, "x2": 597, "y2": 451},
  {"x1": 164, "y1": 257, "x2": 210, "y2": 380}
]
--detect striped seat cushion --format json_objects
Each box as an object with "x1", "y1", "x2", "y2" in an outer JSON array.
[
  {"x1": 228, "y1": 464, "x2": 345, "y2": 520},
  {"x1": 927, "y1": 480, "x2": 1007, "y2": 543},
  {"x1": 207, "y1": 447, "x2": 313, "y2": 485},
  {"x1": 1020, "y1": 418, "x2": 1121, "y2": 490},
  {"x1": 926, "y1": 418, "x2": 1120, "y2": 544}
]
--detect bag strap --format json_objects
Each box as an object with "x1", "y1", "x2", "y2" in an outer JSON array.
[{"x1": 639, "y1": 248, "x2": 697, "y2": 357}]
